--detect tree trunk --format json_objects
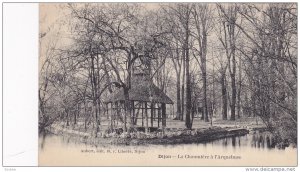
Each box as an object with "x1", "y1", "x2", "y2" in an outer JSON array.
[
  {"x1": 181, "y1": 48, "x2": 186, "y2": 121},
  {"x1": 185, "y1": 54, "x2": 192, "y2": 129},
  {"x1": 185, "y1": 11, "x2": 192, "y2": 129},
  {"x1": 203, "y1": 71, "x2": 209, "y2": 122},
  {"x1": 202, "y1": 31, "x2": 209, "y2": 122},
  {"x1": 74, "y1": 107, "x2": 77, "y2": 125},
  {"x1": 221, "y1": 72, "x2": 228, "y2": 120},
  {"x1": 94, "y1": 100, "x2": 99, "y2": 135},
  {"x1": 176, "y1": 74, "x2": 181, "y2": 120},
  {"x1": 230, "y1": 66, "x2": 237, "y2": 121},
  {"x1": 123, "y1": 87, "x2": 130, "y2": 132},
  {"x1": 90, "y1": 56, "x2": 100, "y2": 136},
  {"x1": 66, "y1": 110, "x2": 69, "y2": 126},
  {"x1": 229, "y1": 16, "x2": 237, "y2": 121},
  {"x1": 237, "y1": 58, "x2": 242, "y2": 119}
]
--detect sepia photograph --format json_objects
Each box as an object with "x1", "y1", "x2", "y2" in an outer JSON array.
[{"x1": 38, "y1": 2, "x2": 297, "y2": 166}]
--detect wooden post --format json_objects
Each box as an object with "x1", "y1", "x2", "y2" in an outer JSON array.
[
  {"x1": 112, "y1": 103, "x2": 114, "y2": 129},
  {"x1": 114, "y1": 102, "x2": 116, "y2": 128},
  {"x1": 123, "y1": 101, "x2": 127, "y2": 132},
  {"x1": 158, "y1": 105, "x2": 161, "y2": 128},
  {"x1": 142, "y1": 102, "x2": 144, "y2": 127},
  {"x1": 172, "y1": 104, "x2": 175, "y2": 118},
  {"x1": 132, "y1": 101, "x2": 135, "y2": 126},
  {"x1": 114, "y1": 102, "x2": 118, "y2": 128},
  {"x1": 110, "y1": 103, "x2": 113, "y2": 129},
  {"x1": 116, "y1": 101, "x2": 119, "y2": 127},
  {"x1": 151, "y1": 103, "x2": 154, "y2": 127},
  {"x1": 145, "y1": 102, "x2": 148, "y2": 133},
  {"x1": 153, "y1": 103, "x2": 156, "y2": 121},
  {"x1": 162, "y1": 103, "x2": 166, "y2": 128}
]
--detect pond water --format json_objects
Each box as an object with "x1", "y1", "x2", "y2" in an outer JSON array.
[{"x1": 38, "y1": 131, "x2": 297, "y2": 166}]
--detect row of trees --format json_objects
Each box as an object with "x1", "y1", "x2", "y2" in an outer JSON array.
[{"x1": 39, "y1": 3, "x2": 297, "y2": 143}]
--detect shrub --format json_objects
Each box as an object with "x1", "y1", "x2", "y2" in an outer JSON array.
[{"x1": 120, "y1": 132, "x2": 130, "y2": 139}]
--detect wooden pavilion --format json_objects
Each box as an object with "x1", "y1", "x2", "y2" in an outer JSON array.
[{"x1": 104, "y1": 72, "x2": 173, "y2": 132}]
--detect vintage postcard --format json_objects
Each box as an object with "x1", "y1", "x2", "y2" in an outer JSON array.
[{"x1": 38, "y1": 2, "x2": 297, "y2": 166}]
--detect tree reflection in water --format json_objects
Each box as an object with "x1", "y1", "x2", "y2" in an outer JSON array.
[{"x1": 39, "y1": 130, "x2": 278, "y2": 151}]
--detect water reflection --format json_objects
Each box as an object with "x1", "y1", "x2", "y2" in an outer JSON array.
[
  {"x1": 251, "y1": 131, "x2": 275, "y2": 149},
  {"x1": 39, "y1": 130, "x2": 278, "y2": 151},
  {"x1": 232, "y1": 136, "x2": 236, "y2": 147},
  {"x1": 206, "y1": 131, "x2": 277, "y2": 149},
  {"x1": 39, "y1": 132, "x2": 46, "y2": 150},
  {"x1": 39, "y1": 130, "x2": 298, "y2": 166}
]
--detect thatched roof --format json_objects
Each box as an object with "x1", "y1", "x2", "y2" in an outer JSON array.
[{"x1": 104, "y1": 73, "x2": 173, "y2": 104}]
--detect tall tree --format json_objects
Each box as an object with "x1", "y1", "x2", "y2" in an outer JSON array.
[
  {"x1": 192, "y1": 4, "x2": 214, "y2": 122},
  {"x1": 217, "y1": 4, "x2": 240, "y2": 121}
]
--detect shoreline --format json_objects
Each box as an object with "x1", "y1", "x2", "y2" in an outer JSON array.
[{"x1": 46, "y1": 124, "x2": 250, "y2": 146}]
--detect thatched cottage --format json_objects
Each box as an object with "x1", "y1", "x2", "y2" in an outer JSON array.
[{"x1": 104, "y1": 72, "x2": 174, "y2": 131}]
